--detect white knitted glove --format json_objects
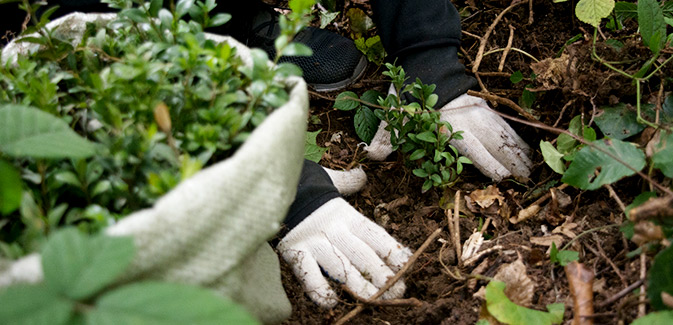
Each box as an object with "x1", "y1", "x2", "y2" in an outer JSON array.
[
  {"x1": 365, "y1": 93, "x2": 532, "y2": 181},
  {"x1": 277, "y1": 197, "x2": 412, "y2": 308}
]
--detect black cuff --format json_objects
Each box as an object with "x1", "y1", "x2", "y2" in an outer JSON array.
[{"x1": 282, "y1": 160, "x2": 341, "y2": 235}]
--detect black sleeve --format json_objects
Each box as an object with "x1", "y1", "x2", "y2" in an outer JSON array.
[
  {"x1": 370, "y1": 0, "x2": 478, "y2": 106},
  {"x1": 282, "y1": 159, "x2": 341, "y2": 233}
]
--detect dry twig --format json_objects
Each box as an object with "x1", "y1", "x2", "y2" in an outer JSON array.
[
  {"x1": 472, "y1": 0, "x2": 527, "y2": 74},
  {"x1": 335, "y1": 228, "x2": 443, "y2": 325},
  {"x1": 498, "y1": 25, "x2": 516, "y2": 72}
]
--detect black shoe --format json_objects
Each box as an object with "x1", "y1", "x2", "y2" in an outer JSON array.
[{"x1": 245, "y1": 7, "x2": 367, "y2": 92}]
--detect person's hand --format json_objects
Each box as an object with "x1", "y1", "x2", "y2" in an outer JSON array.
[
  {"x1": 365, "y1": 93, "x2": 532, "y2": 181},
  {"x1": 277, "y1": 197, "x2": 412, "y2": 308}
]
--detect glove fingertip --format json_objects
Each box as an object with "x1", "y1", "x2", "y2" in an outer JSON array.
[
  {"x1": 381, "y1": 279, "x2": 407, "y2": 300},
  {"x1": 308, "y1": 288, "x2": 339, "y2": 308}
]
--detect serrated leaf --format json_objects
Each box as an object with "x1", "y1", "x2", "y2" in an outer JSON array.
[
  {"x1": 638, "y1": 0, "x2": 666, "y2": 53},
  {"x1": 354, "y1": 107, "x2": 379, "y2": 143},
  {"x1": 334, "y1": 91, "x2": 360, "y2": 111},
  {"x1": 575, "y1": 0, "x2": 615, "y2": 27},
  {"x1": 540, "y1": 140, "x2": 566, "y2": 174},
  {"x1": 652, "y1": 131, "x2": 673, "y2": 178},
  {"x1": 0, "y1": 104, "x2": 97, "y2": 159},
  {"x1": 0, "y1": 283, "x2": 72, "y2": 325},
  {"x1": 87, "y1": 281, "x2": 259, "y2": 324},
  {"x1": 648, "y1": 244, "x2": 673, "y2": 310},
  {"x1": 319, "y1": 11, "x2": 339, "y2": 28},
  {"x1": 42, "y1": 228, "x2": 135, "y2": 300},
  {"x1": 360, "y1": 89, "x2": 382, "y2": 107},
  {"x1": 486, "y1": 281, "x2": 564, "y2": 325},
  {"x1": 304, "y1": 130, "x2": 327, "y2": 163},
  {"x1": 0, "y1": 160, "x2": 22, "y2": 215},
  {"x1": 631, "y1": 310, "x2": 673, "y2": 325},
  {"x1": 561, "y1": 138, "x2": 645, "y2": 190},
  {"x1": 594, "y1": 104, "x2": 645, "y2": 140}
]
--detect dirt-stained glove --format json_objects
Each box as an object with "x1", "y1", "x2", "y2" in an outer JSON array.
[
  {"x1": 365, "y1": 93, "x2": 532, "y2": 181},
  {"x1": 277, "y1": 197, "x2": 412, "y2": 308}
]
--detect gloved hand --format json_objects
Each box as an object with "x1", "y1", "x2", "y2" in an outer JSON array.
[
  {"x1": 365, "y1": 93, "x2": 532, "y2": 181},
  {"x1": 277, "y1": 162, "x2": 412, "y2": 308},
  {"x1": 277, "y1": 197, "x2": 412, "y2": 308}
]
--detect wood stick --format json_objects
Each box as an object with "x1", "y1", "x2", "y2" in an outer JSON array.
[{"x1": 335, "y1": 228, "x2": 443, "y2": 325}]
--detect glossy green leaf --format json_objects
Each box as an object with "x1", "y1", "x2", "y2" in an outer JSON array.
[
  {"x1": 648, "y1": 244, "x2": 673, "y2": 310},
  {"x1": 594, "y1": 104, "x2": 645, "y2": 140},
  {"x1": 42, "y1": 228, "x2": 135, "y2": 300},
  {"x1": 486, "y1": 281, "x2": 564, "y2": 325},
  {"x1": 0, "y1": 160, "x2": 22, "y2": 215},
  {"x1": 416, "y1": 131, "x2": 437, "y2": 143},
  {"x1": 334, "y1": 91, "x2": 360, "y2": 111},
  {"x1": 280, "y1": 43, "x2": 313, "y2": 57},
  {"x1": 354, "y1": 106, "x2": 379, "y2": 143},
  {"x1": 409, "y1": 149, "x2": 426, "y2": 161},
  {"x1": 0, "y1": 104, "x2": 97, "y2": 159},
  {"x1": 87, "y1": 281, "x2": 259, "y2": 324},
  {"x1": 0, "y1": 283, "x2": 73, "y2": 325},
  {"x1": 638, "y1": 0, "x2": 666, "y2": 53},
  {"x1": 562, "y1": 138, "x2": 645, "y2": 190}
]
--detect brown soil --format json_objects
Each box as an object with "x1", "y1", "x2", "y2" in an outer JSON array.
[{"x1": 272, "y1": 0, "x2": 669, "y2": 324}]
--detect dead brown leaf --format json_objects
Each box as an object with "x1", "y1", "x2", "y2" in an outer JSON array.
[
  {"x1": 565, "y1": 262, "x2": 595, "y2": 325},
  {"x1": 474, "y1": 259, "x2": 535, "y2": 307}
]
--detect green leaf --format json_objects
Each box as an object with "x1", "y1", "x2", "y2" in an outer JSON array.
[
  {"x1": 648, "y1": 244, "x2": 673, "y2": 310},
  {"x1": 209, "y1": 13, "x2": 231, "y2": 27},
  {"x1": 510, "y1": 71, "x2": 524, "y2": 84},
  {"x1": 486, "y1": 281, "x2": 564, "y2": 325},
  {"x1": 334, "y1": 91, "x2": 360, "y2": 111},
  {"x1": 304, "y1": 130, "x2": 327, "y2": 163},
  {"x1": 0, "y1": 104, "x2": 97, "y2": 159},
  {"x1": 625, "y1": 192, "x2": 657, "y2": 219},
  {"x1": 54, "y1": 171, "x2": 82, "y2": 187},
  {"x1": 575, "y1": 0, "x2": 615, "y2": 27},
  {"x1": 41, "y1": 228, "x2": 135, "y2": 300},
  {"x1": 632, "y1": 310, "x2": 673, "y2": 325},
  {"x1": 409, "y1": 149, "x2": 426, "y2": 160},
  {"x1": 121, "y1": 8, "x2": 149, "y2": 23},
  {"x1": 416, "y1": 131, "x2": 437, "y2": 143},
  {"x1": 550, "y1": 242, "x2": 579, "y2": 266},
  {"x1": 280, "y1": 43, "x2": 313, "y2": 57},
  {"x1": 289, "y1": 0, "x2": 315, "y2": 14},
  {"x1": 176, "y1": 0, "x2": 194, "y2": 18},
  {"x1": 360, "y1": 89, "x2": 382, "y2": 107},
  {"x1": 149, "y1": 0, "x2": 163, "y2": 16},
  {"x1": 87, "y1": 281, "x2": 259, "y2": 324},
  {"x1": 413, "y1": 168, "x2": 429, "y2": 178},
  {"x1": 346, "y1": 8, "x2": 374, "y2": 37},
  {"x1": 540, "y1": 140, "x2": 566, "y2": 174},
  {"x1": 652, "y1": 131, "x2": 673, "y2": 178},
  {"x1": 638, "y1": 0, "x2": 666, "y2": 53},
  {"x1": 319, "y1": 11, "x2": 339, "y2": 29},
  {"x1": 0, "y1": 283, "x2": 73, "y2": 325},
  {"x1": 0, "y1": 160, "x2": 22, "y2": 215},
  {"x1": 594, "y1": 104, "x2": 645, "y2": 140},
  {"x1": 354, "y1": 107, "x2": 380, "y2": 143},
  {"x1": 561, "y1": 138, "x2": 646, "y2": 190}
]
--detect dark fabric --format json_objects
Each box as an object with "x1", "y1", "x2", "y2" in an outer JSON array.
[
  {"x1": 282, "y1": 160, "x2": 341, "y2": 233},
  {"x1": 370, "y1": 0, "x2": 477, "y2": 106},
  {"x1": 0, "y1": 1, "x2": 261, "y2": 45}
]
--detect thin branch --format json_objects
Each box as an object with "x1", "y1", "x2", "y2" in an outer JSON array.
[
  {"x1": 498, "y1": 25, "x2": 516, "y2": 72},
  {"x1": 335, "y1": 228, "x2": 443, "y2": 325},
  {"x1": 472, "y1": 0, "x2": 527, "y2": 74}
]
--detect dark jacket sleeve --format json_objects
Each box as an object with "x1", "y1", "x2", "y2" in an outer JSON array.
[
  {"x1": 370, "y1": 0, "x2": 478, "y2": 106},
  {"x1": 282, "y1": 159, "x2": 341, "y2": 233}
]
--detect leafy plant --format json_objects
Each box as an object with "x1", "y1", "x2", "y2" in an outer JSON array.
[
  {"x1": 0, "y1": 228, "x2": 258, "y2": 324},
  {"x1": 334, "y1": 63, "x2": 471, "y2": 192},
  {"x1": 549, "y1": 242, "x2": 579, "y2": 266},
  {"x1": 0, "y1": 0, "x2": 315, "y2": 256}
]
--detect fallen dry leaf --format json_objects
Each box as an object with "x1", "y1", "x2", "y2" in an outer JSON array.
[
  {"x1": 565, "y1": 262, "x2": 595, "y2": 325},
  {"x1": 631, "y1": 220, "x2": 665, "y2": 246},
  {"x1": 530, "y1": 235, "x2": 565, "y2": 248},
  {"x1": 469, "y1": 185, "x2": 505, "y2": 209},
  {"x1": 474, "y1": 259, "x2": 535, "y2": 307},
  {"x1": 552, "y1": 221, "x2": 579, "y2": 239}
]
